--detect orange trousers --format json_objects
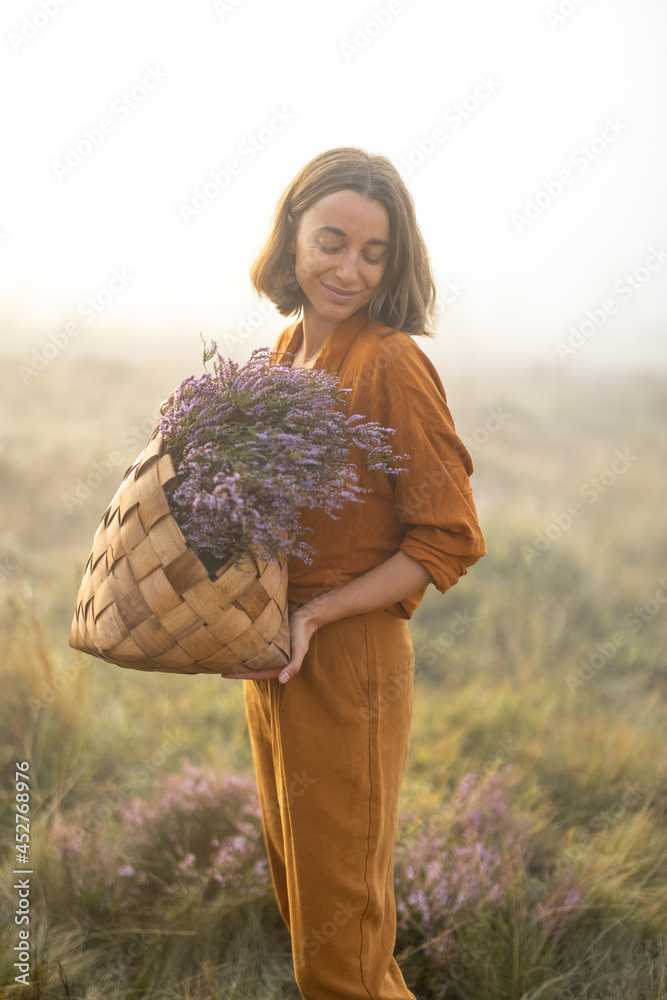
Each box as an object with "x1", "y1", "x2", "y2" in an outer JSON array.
[{"x1": 243, "y1": 608, "x2": 416, "y2": 1000}]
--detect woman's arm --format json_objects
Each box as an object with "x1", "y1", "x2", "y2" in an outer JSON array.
[
  {"x1": 280, "y1": 550, "x2": 431, "y2": 683},
  {"x1": 228, "y1": 551, "x2": 432, "y2": 684}
]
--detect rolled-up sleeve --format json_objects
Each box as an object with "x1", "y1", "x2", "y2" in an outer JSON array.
[{"x1": 378, "y1": 341, "x2": 486, "y2": 593}]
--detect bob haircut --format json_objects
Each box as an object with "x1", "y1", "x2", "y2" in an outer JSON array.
[{"x1": 250, "y1": 147, "x2": 437, "y2": 336}]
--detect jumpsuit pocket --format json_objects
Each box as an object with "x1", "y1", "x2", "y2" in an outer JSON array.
[
  {"x1": 329, "y1": 611, "x2": 415, "y2": 714},
  {"x1": 329, "y1": 618, "x2": 368, "y2": 706}
]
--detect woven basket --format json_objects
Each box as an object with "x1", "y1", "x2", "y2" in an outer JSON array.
[{"x1": 69, "y1": 431, "x2": 290, "y2": 677}]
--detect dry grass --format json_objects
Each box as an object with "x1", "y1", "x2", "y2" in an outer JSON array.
[{"x1": 1, "y1": 352, "x2": 665, "y2": 998}]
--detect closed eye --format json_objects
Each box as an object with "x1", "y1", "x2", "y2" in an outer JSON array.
[{"x1": 317, "y1": 241, "x2": 386, "y2": 265}]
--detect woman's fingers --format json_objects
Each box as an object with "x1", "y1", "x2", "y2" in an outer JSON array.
[
  {"x1": 218, "y1": 599, "x2": 320, "y2": 685},
  {"x1": 222, "y1": 667, "x2": 285, "y2": 680},
  {"x1": 279, "y1": 609, "x2": 318, "y2": 684},
  {"x1": 159, "y1": 392, "x2": 175, "y2": 416}
]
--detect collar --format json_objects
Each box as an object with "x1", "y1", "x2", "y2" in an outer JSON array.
[{"x1": 282, "y1": 311, "x2": 376, "y2": 374}]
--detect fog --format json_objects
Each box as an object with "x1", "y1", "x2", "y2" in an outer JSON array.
[{"x1": 2, "y1": 0, "x2": 666, "y2": 377}]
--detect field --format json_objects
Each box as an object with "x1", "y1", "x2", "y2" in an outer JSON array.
[{"x1": 0, "y1": 349, "x2": 666, "y2": 999}]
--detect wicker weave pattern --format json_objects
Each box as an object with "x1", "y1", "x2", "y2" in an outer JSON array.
[{"x1": 69, "y1": 432, "x2": 290, "y2": 676}]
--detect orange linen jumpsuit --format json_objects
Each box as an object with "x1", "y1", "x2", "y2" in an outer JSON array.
[{"x1": 244, "y1": 312, "x2": 485, "y2": 999}]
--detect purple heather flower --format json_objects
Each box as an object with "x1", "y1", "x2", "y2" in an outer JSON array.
[{"x1": 158, "y1": 346, "x2": 407, "y2": 566}]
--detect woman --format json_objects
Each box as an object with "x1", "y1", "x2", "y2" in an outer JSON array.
[{"x1": 242, "y1": 147, "x2": 485, "y2": 999}]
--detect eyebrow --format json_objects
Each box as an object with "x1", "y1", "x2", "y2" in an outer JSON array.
[{"x1": 315, "y1": 225, "x2": 389, "y2": 247}]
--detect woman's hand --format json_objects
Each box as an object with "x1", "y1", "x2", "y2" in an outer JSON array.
[
  {"x1": 225, "y1": 552, "x2": 432, "y2": 684},
  {"x1": 278, "y1": 605, "x2": 320, "y2": 684},
  {"x1": 278, "y1": 552, "x2": 431, "y2": 684},
  {"x1": 221, "y1": 605, "x2": 319, "y2": 683}
]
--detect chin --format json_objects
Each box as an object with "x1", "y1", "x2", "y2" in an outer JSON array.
[{"x1": 318, "y1": 295, "x2": 367, "y2": 320}]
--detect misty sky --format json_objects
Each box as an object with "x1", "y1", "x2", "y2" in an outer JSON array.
[{"x1": 2, "y1": 0, "x2": 666, "y2": 374}]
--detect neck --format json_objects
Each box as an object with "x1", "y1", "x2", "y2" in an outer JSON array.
[{"x1": 300, "y1": 306, "x2": 339, "y2": 360}]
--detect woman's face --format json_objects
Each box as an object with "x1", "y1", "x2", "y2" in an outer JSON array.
[{"x1": 290, "y1": 189, "x2": 390, "y2": 332}]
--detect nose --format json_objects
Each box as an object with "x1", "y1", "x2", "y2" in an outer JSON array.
[{"x1": 335, "y1": 250, "x2": 360, "y2": 285}]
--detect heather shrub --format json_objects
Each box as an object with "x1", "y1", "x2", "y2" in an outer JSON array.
[
  {"x1": 51, "y1": 761, "x2": 271, "y2": 918},
  {"x1": 51, "y1": 810, "x2": 135, "y2": 917},
  {"x1": 394, "y1": 767, "x2": 586, "y2": 970},
  {"x1": 120, "y1": 761, "x2": 270, "y2": 902}
]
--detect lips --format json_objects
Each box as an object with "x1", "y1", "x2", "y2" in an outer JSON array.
[{"x1": 323, "y1": 284, "x2": 359, "y2": 303}]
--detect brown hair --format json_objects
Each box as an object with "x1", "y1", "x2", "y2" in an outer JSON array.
[{"x1": 250, "y1": 147, "x2": 436, "y2": 336}]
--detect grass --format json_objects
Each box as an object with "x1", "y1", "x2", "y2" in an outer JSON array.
[{"x1": 0, "y1": 353, "x2": 665, "y2": 998}]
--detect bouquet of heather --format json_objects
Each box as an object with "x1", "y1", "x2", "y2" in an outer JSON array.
[
  {"x1": 69, "y1": 344, "x2": 404, "y2": 679},
  {"x1": 160, "y1": 345, "x2": 404, "y2": 570}
]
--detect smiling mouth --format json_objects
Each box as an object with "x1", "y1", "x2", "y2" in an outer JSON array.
[{"x1": 323, "y1": 284, "x2": 359, "y2": 300}]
